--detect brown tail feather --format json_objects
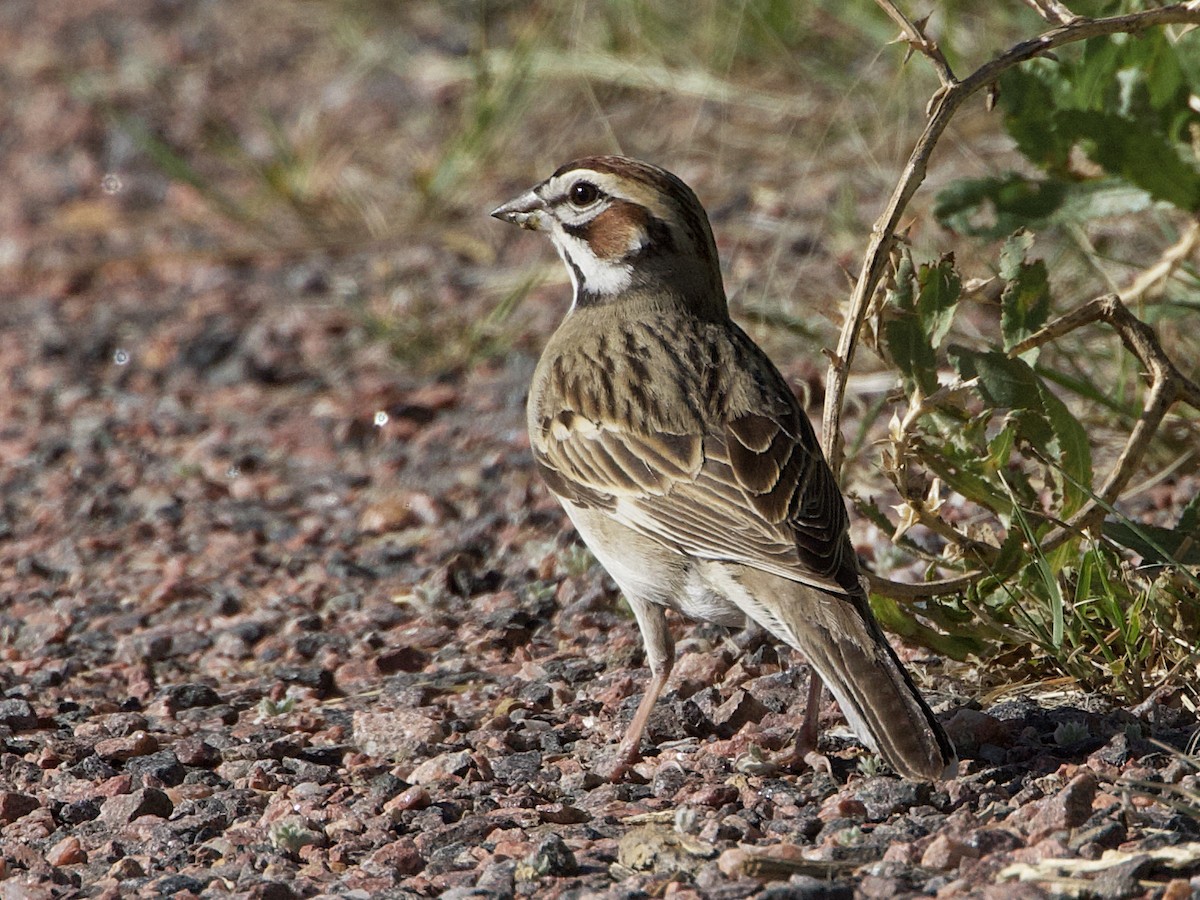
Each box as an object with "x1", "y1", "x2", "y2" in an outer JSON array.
[{"x1": 734, "y1": 568, "x2": 957, "y2": 780}]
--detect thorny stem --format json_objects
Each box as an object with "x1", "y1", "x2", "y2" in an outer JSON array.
[
  {"x1": 1012, "y1": 294, "x2": 1200, "y2": 545},
  {"x1": 823, "y1": 1, "x2": 1200, "y2": 602},
  {"x1": 873, "y1": 293, "x2": 1200, "y2": 601},
  {"x1": 822, "y1": 1, "x2": 1200, "y2": 474},
  {"x1": 1021, "y1": 0, "x2": 1080, "y2": 26},
  {"x1": 873, "y1": 0, "x2": 956, "y2": 87}
]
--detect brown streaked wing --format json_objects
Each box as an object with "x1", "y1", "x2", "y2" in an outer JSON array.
[
  {"x1": 534, "y1": 410, "x2": 704, "y2": 502},
  {"x1": 537, "y1": 415, "x2": 852, "y2": 595}
]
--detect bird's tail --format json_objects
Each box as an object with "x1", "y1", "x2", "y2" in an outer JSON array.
[{"x1": 733, "y1": 568, "x2": 957, "y2": 781}]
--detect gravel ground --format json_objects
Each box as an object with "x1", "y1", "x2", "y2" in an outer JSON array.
[{"x1": 3, "y1": 3, "x2": 1200, "y2": 898}]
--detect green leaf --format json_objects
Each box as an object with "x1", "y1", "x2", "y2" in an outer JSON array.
[
  {"x1": 1102, "y1": 518, "x2": 1200, "y2": 566},
  {"x1": 1181, "y1": 492, "x2": 1200, "y2": 534},
  {"x1": 869, "y1": 594, "x2": 984, "y2": 660},
  {"x1": 998, "y1": 230, "x2": 1034, "y2": 281},
  {"x1": 992, "y1": 32, "x2": 1200, "y2": 213},
  {"x1": 985, "y1": 419, "x2": 1017, "y2": 472},
  {"x1": 935, "y1": 173, "x2": 1152, "y2": 238},
  {"x1": 949, "y1": 347, "x2": 1091, "y2": 514},
  {"x1": 947, "y1": 346, "x2": 1042, "y2": 410},
  {"x1": 1003, "y1": 477, "x2": 1065, "y2": 650},
  {"x1": 934, "y1": 174, "x2": 1068, "y2": 238},
  {"x1": 1057, "y1": 109, "x2": 1200, "y2": 211},
  {"x1": 916, "y1": 255, "x2": 961, "y2": 351},
  {"x1": 999, "y1": 62, "x2": 1074, "y2": 172},
  {"x1": 917, "y1": 434, "x2": 1014, "y2": 514},
  {"x1": 1036, "y1": 386, "x2": 1092, "y2": 516},
  {"x1": 1000, "y1": 232, "x2": 1052, "y2": 353},
  {"x1": 883, "y1": 254, "x2": 939, "y2": 396}
]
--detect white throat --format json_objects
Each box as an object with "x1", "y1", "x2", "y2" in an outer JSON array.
[{"x1": 553, "y1": 229, "x2": 635, "y2": 312}]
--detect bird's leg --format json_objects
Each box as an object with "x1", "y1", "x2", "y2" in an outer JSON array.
[
  {"x1": 778, "y1": 670, "x2": 833, "y2": 774},
  {"x1": 603, "y1": 600, "x2": 673, "y2": 781}
]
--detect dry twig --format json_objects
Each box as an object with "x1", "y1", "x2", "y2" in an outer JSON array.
[
  {"x1": 1021, "y1": 0, "x2": 1081, "y2": 26},
  {"x1": 1010, "y1": 294, "x2": 1200, "y2": 543}
]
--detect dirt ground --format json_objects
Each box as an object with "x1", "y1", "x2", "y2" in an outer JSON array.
[{"x1": 2, "y1": 2, "x2": 1199, "y2": 898}]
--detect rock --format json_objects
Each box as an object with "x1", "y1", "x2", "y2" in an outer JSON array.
[
  {"x1": 1026, "y1": 771, "x2": 1099, "y2": 840},
  {"x1": 94, "y1": 731, "x2": 159, "y2": 761},
  {"x1": 858, "y1": 875, "x2": 908, "y2": 899},
  {"x1": 1090, "y1": 732, "x2": 1135, "y2": 767},
  {"x1": 920, "y1": 833, "x2": 977, "y2": 870},
  {"x1": 0, "y1": 792, "x2": 40, "y2": 824},
  {"x1": 0, "y1": 698, "x2": 38, "y2": 729},
  {"x1": 519, "y1": 833, "x2": 578, "y2": 878},
  {"x1": 125, "y1": 750, "x2": 186, "y2": 786},
  {"x1": 407, "y1": 750, "x2": 473, "y2": 785},
  {"x1": 490, "y1": 749, "x2": 542, "y2": 785},
  {"x1": 964, "y1": 828, "x2": 1024, "y2": 856},
  {"x1": 941, "y1": 708, "x2": 1010, "y2": 756},
  {"x1": 618, "y1": 825, "x2": 711, "y2": 875},
  {"x1": 363, "y1": 839, "x2": 423, "y2": 877},
  {"x1": 384, "y1": 785, "x2": 432, "y2": 816},
  {"x1": 0, "y1": 873, "x2": 56, "y2": 900},
  {"x1": 1067, "y1": 820, "x2": 1126, "y2": 852},
  {"x1": 689, "y1": 783, "x2": 739, "y2": 808},
  {"x1": 161, "y1": 683, "x2": 222, "y2": 711},
  {"x1": 100, "y1": 788, "x2": 173, "y2": 824},
  {"x1": 174, "y1": 736, "x2": 221, "y2": 767},
  {"x1": 537, "y1": 802, "x2": 589, "y2": 825},
  {"x1": 58, "y1": 799, "x2": 101, "y2": 825},
  {"x1": 652, "y1": 762, "x2": 688, "y2": 799},
  {"x1": 108, "y1": 857, "x2": 146, "y2": 878},
  {"x1": 45, "y1": 836, "x2": 85, "y2": 867},
  {"x1": 670, "y1": 650, "x2": 730, "y2": 699},
  {"x1": 817, "y1": 794, "x2": 867, "y2": 823},
  {"x1": 249, "y1": 883, "x2": 296, "y2": 900},
  {"x1": 474, "y1": 860, "x2": 516, "y2": 900},
  {"x1": 711, "y1": 689, "x2": 769, "y2": 735},
  {"x1": 760, "y1": 877, "x2": 852, "y2": 899},
  {"x1": 353, "y1": 709, "x2": 446, "y2": 758},
  {"x1": 854, "y1": 777, "x2": 929, "y2": 820}
]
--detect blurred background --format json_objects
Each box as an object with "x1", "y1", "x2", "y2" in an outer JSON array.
[{"x1": 4, "y1": 0, "x2": 1051, "y2": 378}]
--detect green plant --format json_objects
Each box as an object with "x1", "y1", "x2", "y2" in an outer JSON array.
[{"x1": 839, "y1": 1, "x2": 1200, "y2": 699}]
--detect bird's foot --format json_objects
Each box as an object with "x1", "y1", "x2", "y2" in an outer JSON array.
[
  {"x1": 594, "y1": 741, "x2": 649, "y2": 783},
  {"x1": 773, "y1": 745, "x2": 833, "y2": 775}
]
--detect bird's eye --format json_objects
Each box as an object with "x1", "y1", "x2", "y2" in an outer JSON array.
[{"x1": 569, "y1": 181, "x2": 600, "y2": 207}]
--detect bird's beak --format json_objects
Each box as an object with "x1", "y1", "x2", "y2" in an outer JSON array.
[{"x1": 491, "y1": 189, "x2": 546, "y2": 232}]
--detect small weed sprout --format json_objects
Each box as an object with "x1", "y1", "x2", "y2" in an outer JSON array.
[
  {"x1": 857, "y1": 754, "x2": 883, "y2": 777},
  {"x1": 1053, "y1": 720, "x2": 1090, "y2": 747},
  {"x1": 258, "y1": 696, "x2": 296, "y2": 718}
]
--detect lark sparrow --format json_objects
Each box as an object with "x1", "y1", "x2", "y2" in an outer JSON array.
[{"x1": 492, "y1": 156, "x2": 956, "y2": 781}]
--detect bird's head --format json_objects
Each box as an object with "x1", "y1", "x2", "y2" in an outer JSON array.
[{"x1": 492, "y1": 156, "x2": 726, "y2": 317}]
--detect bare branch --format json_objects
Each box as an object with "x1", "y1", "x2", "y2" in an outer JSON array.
[
  {"x1": 1120, "y1": 218, "x2": 1200, "y2": 304},
  {"x1": 1009, "y1": 294, "x2": 1200, "y2": 549},
  {"x1": 1021, "y1": 0, "x2": 1080, "y2": 26},
  {"x1": 866, "y1": 569, "x2": 984, "y2": 600},
  {"x1": 821, "y1": 2, "x2": 1200, "y2": 474},
  {"x1": 872, "y1": 0, "x2": 956, "y2": 86}
]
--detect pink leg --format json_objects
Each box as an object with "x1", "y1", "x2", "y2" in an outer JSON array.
[
  {"x1": 779, "y1": 671, "x2": 832, "y2": 774},
  {"x1": 602, "y1": 599, "x2": 673, "y2": 781}
]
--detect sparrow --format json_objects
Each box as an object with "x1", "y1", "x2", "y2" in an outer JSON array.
[{"x1": 492, "y1": 156, "x2": 956, "y2": 781}]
